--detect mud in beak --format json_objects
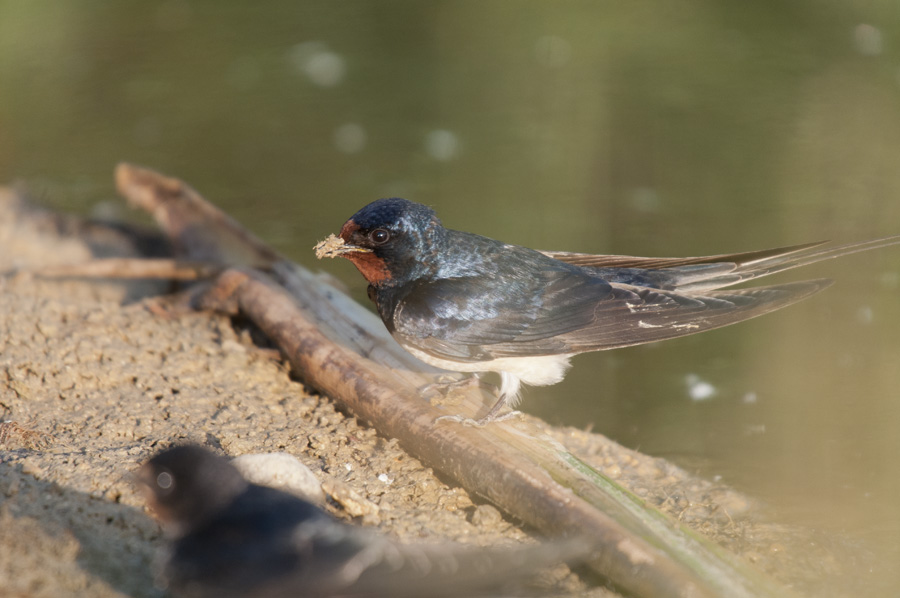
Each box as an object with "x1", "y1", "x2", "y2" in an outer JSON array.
[{"x1": 314, "y1": 234, "x2": 373, "y2": 259}]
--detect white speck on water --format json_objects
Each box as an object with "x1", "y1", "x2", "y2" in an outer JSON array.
[
  {"x1": 334, "y1": 123, "x2": 366, "y2": 153},
  {"x1": 854, "y1": 23, "x2": 883, "y2": 56},
  {"x1": 534, "y1": 35, "x2": 572, "y2": 68},
  {"x1": 425, "y1": 129, "x2": 460, "y2": 161},
  {"x1": 288, "y1": 41, "x2": 345, "y2": 87},
  {"x1": 742, "y1": 391, "x2": 758, "y2": 404},
  {"x1": 629, "y1": 187, "x2": 661, "y2": 213},
  {"x1": 856, "y1": 305, "x2": 874, "y2": 325},
  {"x1": 685, "y1": 373, "x2": 716, "y2": 401},
  {"x1": 743, "y1": 424, "x2": 767, "y2": 436}
]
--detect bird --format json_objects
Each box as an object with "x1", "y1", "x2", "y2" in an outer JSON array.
[
  {"x1": 315, "y1": 197, "x2": 900, "y2": 425},
  {"x1": 137, "y1": 445, "x2": 593, "y2": 598}
]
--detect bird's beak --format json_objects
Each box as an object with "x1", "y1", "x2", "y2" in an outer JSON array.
[
  {"x1": 314, "y1": 234, "x2": 373, "y2": 259},
  {"x1": 133, "y1": 463, "x2": 158, "y2": 504}
]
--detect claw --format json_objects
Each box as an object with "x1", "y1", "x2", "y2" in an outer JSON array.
[
  {"x1": 422, "y1": 374, "x2": 519, "y2": 426},
  {"x1": 419, "y1": 375, "x2": 478, "y2": 399},
  {"x1": 434, "y1": 410, "x2": 523, "y2": 427}
]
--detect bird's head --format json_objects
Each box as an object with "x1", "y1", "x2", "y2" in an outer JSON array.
[
  {"x1": 136, "y1": 445, "x2": 248, "y2": 536},
  {"x1": 316, "y1": 198, "x2": 445, "y2": 287}
]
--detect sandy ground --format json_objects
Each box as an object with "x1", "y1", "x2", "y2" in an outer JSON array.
[{"x1": 0, "y1": 188, "x2": 871, "y2": 597}]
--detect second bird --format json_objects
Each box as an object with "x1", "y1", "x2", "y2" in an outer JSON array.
[{"x1": 316, "y1": 198, "x2": 900, "y2": 425}]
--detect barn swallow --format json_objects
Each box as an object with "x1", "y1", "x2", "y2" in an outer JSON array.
[
  {"x1": 137, "y1": 445, "x2": 593, "y2": 598},
  {"x1": 315, "y1": 198, "x2": 900, "y2": 425}
]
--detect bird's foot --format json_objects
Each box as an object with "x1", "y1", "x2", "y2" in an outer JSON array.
[
  {"x1": 434, "y1": 410, "x2": 523, "y2": 427},
  {"x1": 420, "y1": 375, "x2": 496, "y2": 407}
]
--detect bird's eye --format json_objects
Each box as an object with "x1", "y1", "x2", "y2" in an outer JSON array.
[
  {"x1": 369, "y1": 229, "x2": 390, "y2": 245},
  {"x1": 156, "y1": 471, "x2": 174, "y2": 492}
]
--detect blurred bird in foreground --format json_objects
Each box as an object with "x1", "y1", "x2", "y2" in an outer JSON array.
[
  {"x1": 137, "y1": 445, "x2": 593, "y2": 598},
  {"x1": 316, "y1": 198, "x2": 900, "y2": 425}
]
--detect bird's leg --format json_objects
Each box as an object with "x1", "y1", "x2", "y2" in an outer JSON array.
[
  {"x1": 477, "y1": 394, "x2": 523, "y2": 424},
  {"x1": 434, "y1": 372, "x2": 523, "y2": 426},
  {"x1": 420, "y1": 374, "x2": 497, "y2": 407}
]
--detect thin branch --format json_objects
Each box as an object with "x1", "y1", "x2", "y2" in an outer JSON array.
[{"x1": 32, "y1": 258, "x2": 220, "y2": 280}]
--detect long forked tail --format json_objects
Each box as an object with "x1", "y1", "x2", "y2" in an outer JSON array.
[
  {"x1": 713, "y1": 235, "x2": 900, "y2": 287},
  {"x1": 543, "y1": 235, "x2": 900, "y2": 292}
]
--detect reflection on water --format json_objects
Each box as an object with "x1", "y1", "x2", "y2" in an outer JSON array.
[{"x1": 2, "y1": 1, "x2": 899, "y2": 594}]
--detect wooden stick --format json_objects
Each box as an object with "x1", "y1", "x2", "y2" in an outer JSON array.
[{"x1": 33, "y1": 258, "x2": 220, "y2": 280}]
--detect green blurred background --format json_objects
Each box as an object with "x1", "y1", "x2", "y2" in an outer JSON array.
[{"x1": 2, "y1": 1, "x2": 899, "y2": 593}]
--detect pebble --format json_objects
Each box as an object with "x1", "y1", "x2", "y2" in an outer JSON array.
[
  {"x1": 231, "y1": 452, "x2": 325, "y2": 503},
  {"x1": 19, "y1": 457, "x2": 43, "y2": 476},
  {"x1": 322, "y1": 479, "x2": 380, "y2": 519},
  {"x1": 471, "y1": 504, "x2": 503, "y2": 527},
  {"x1": 604, "y1": 464, "x2": 622, "y2": 479}
]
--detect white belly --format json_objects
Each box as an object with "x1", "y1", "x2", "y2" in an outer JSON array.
[{"x1": 401, "y1": 345, "x2": 574, "y2": 407}]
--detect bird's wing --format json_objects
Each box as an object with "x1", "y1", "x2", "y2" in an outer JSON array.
[
  {"x1": 169, "y1": 485, "x2": 593, "y2": 598},
  {"x1": 328, "y1": 536, "x2": 594, "y2": 598},
  {"x1": 542, "y1": 235, "x2": 900, "y2": 292},
  {"x1": 392, "y1": 270, "x2": 831, "y2": 361},
  {"x1": 391, "y1": 270, "x2": 614, "y2": 361},
  {"x1": 535, "y1": 279, "x2": 830, "y2": 355}
]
